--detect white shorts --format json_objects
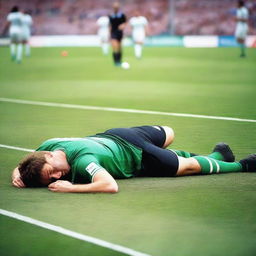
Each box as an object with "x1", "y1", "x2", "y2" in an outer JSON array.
[
  {"x1": 132, "y1": 32, "x2": 146, "y2": 43},
  {"x1": 98, "y1": 30, "x2": 109, "y2": 42},
  {"x1": 9, "y1": 27, "x2": 22, "y2": 43},
  {"x1": 235, "y1": 25, "x2": 248, "y2": 39},
  {"x1": 21, "y1": 30, "x2": 31, "y2": 41},
  {"x1": 10, "y1": 31, "x2": 22, "y2": 43}
]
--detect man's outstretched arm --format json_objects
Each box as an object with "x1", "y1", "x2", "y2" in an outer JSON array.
[
  {"x1": 12, "y1": 167, "x2": 25, "y2": 188},
  {"x1": 48, "y1": 169, "x2": 118, "y2": 193}
]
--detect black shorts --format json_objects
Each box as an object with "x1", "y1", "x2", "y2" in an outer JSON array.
[
  {"x1": 111, "y1": 30, "x2": 123, "y2": 41},
  {"x1": 104, "y1": 126, "x2": 179, "y2": 177}
]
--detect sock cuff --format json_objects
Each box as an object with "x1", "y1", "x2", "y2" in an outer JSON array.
[
  {"x1": 194, "y1": 156, "x2": 242, "y2": 174},
  {"x1": 193, "y1": 156, "x2": 220, "y2": 174}
]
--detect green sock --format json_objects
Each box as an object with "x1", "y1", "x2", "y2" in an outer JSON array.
[
  {"x1": 193, "y1": 156, "x2": 242, "y2": 174},
  {"x1": 207, "y1": 152, "x2": 223, "y2": 161},
  {"x1": 174, "y1": 150, "x2": 223, "y2": 160},
  {"x1": 173, "y1": 150, "x2": 196, "y2": 158}
]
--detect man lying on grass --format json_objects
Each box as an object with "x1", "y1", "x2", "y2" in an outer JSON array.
[{"x1": 12, "y1": 125, "x2": 256, "y2": 193}]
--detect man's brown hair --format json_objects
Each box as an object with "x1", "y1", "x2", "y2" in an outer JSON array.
[{"x1": 18, "y1": 151, "x2": 47, "y2": 187}]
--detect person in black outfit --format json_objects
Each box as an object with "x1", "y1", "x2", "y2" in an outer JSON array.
[{"x1": 109, "y1": 2, "x2": 127, "y2": 66}]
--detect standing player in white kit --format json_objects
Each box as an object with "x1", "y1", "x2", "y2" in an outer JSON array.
[
  {"x1": 5, "y1": 6, "x2": 23, "y2": 63},
  {"x1": 129, "y1": 11, "x2": 148, "y2": 59},
  {"x1": 97, "y1": 16, "x2": 110, "y2": 55},
  {"x1": 21, "y1": 10, "x2": 33, "y2": 57},
  {"x1": 235, "y1": 0, "x2": 249, "y2": 57}
]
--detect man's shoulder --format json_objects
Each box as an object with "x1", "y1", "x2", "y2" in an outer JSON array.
[
  {"x1": 36, "y1": 138, "x2": 75, "y2": 150},
  {"x1": 141, "y1": 16, "x2": 148, "y2": 23},
  {"x1": 73, "y1": 154, "x2": 99, "y2": 166},
  {"x1": 7, "y1": 13, "x2": 15, "y2": 20},
  {"x1": 71, "y1": 154, "x2": 100, "y2": 183},
  {"x1": 121, "y1": 12, "x2": 127, "y2": 20},
  {"x1": 23, "y1": 14, "x2": 32, "y2": 21},
  {"x1": 36, "y1": 138, "x2": 58, "y2": 151},
  {"x1": 242, "y1": 7, "x2": 249, "y2": 15},
  {"x1": 98, "y1": 16, "x2": 108, "y2": 23},
  {"x1": 129, "y1": 17, "x2": 136, "y2": 23}
]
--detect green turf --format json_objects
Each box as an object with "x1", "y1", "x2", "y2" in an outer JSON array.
[
  {"x1": 0, "y1": 47, "x2": 256, "y2": 256},
  {"x1": 0, "y1": 215, "x2": 126, "y2": 256}
]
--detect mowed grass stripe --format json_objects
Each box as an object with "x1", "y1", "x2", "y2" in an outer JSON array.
[
  {"x1": 1, "y1": 97, "x2": 256, "y2": 123},
  {"x1": 0, "y1": 209, "x2": 151, "y2": 256}
]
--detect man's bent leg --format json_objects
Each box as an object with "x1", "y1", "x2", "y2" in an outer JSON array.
[
  {"x1": 160, "y1": 126, "x2": 175, "y2": 148},
  {"x1": 111, "y1": 39, "x2": 121, "y2": 65},
  {"x1": 237, "y1": 38, "x2": 246, "y2": 57},
  {"x1": 176, "y1": 157, "x2": 201, "y2": 176},
  {"x1": 105, "y1": 125, "x2": 174, "y2": 152}
]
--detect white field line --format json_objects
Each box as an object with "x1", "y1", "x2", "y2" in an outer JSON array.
[
  {"x1": 0, "y1": 97, "x2": 255, "y2": 123},
  {"x1": 0, "y1": 209, "x2": 151, "y2": 256},
  {"x1": 0, "y1": 144, "x2": 34, "y2": 152}
]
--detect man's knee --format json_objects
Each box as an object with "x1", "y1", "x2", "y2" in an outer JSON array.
[{"x1": 161, "y1": 126, "x2": 175, "y2": 148}]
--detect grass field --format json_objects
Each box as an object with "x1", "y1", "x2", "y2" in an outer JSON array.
[{"x1": 0, "y1": 46, "x2": 256, "y2": 256}]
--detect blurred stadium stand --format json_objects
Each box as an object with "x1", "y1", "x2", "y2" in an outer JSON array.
[{"x1": 0, "y1": 0, "x2": 255, "y2": 36}]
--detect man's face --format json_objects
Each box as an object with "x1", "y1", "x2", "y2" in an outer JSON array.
[
  {"x1": 113, "y1": 2, "x2": 119, "y2": 13},
  {"x1": 40, "y1": 153, "x2": 64, "y2": 185},
  {"x1": 238, "y1": 1, "x2": 243, "y2": 8},
  {"x1": 40, "y1": 163, "x2": 63, "y2": 185},
  {"x1": 134, "y1": 10, "x2": 139, "y2": 17}
]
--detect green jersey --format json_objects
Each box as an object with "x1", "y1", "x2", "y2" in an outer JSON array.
[{"x1": 36, "y1": 134, "x2": 142, "y2": 184}]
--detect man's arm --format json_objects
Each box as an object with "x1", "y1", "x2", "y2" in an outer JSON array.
[
  {"x1": 118, "y1": 22, "x2": 126, "y2": 31},
  {"x1": 12, "y1": 167, "x2": 25, "y2": 188},
  {"x1": 118, "y1": 14, "x2": 127, "y2": 31},
  {"x1": 48, "y1": 169, "x2": 118, "y2": 193}
]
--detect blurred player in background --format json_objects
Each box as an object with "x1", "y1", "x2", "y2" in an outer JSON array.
[
  {"x1": 3, "y1": 6, "x2": 23, "y2": 63},
  {"x1": 129, "y1": 10, "x2": 148, "y2": 59},
  {"x1": 235, "y1": 0, "x2": 249, "y2": 57},
  {"x1": 109, "y1": 1, "x2": 127, "y2": 66},
  {"x1": 97, "y1": 16, "x2": 110, "y2": 55},
  {"x1": 21, "y1": 10, "x2": 33, "y2": 57}
]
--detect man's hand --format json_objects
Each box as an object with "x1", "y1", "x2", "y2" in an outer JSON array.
[
  {"x1": 118, "y1": 23, "x2": 126, "y2": 31},
  {"x1": 48, "y1": 180, "x2": 73, "y2": 192},
  {"x1": 12, "y1": 167, "x2": 25, "y2": 188},
  {"x1": 12, "y1": 176, "x2": 25, "y2": 188}
]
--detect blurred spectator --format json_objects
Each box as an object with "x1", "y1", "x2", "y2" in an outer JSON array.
[{"x1": 0, "y1": 0, "x2": 255, "y2": 36}]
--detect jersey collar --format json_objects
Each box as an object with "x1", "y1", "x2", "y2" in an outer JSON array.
[{"x1": 111, "y1": 11, "x2": 123, "y2": 18}]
